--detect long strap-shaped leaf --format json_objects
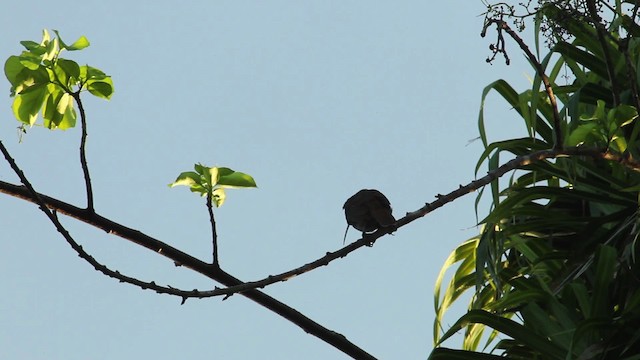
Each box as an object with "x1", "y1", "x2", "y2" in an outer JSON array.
[{"x1": 436, "y1": 309, "x2": 568, "y2": 359}]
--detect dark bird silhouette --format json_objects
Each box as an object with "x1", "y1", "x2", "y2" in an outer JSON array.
[{"x1": 343, "y1": 189, "x2": 396, "y2": 243}]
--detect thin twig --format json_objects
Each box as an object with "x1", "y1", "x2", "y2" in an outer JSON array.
[
  {"x1": 483, "y1": 19, "x2": 563, "y2": 148},
  {"x1": 0, "y1": 141, "x2": 211, "y2": 299},
  {"x1": 620, "y1": 38, "x2": 640, "y2": 113},
  {"x1": 71, "y1": 92, "x2": 94, "y2": 212},
  {"x1": 586, "y1": 0, "x2": 620, "y2": 107},
  {"x1": 207, "y1": 195, "x2": 219, "y2": 267},
  {"x1": 85, "y1": 146, "x2": 640, "y2": 298},
  {"x1": 207, "y1": 146, "x2": 640, "y2": 297}
]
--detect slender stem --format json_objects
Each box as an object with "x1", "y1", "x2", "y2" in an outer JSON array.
[
  {"x1": 0, "y1": 140, "x2": 199, "y2": 298},
  {"x1": 486, "y1": 19, "x2": 563, "y2": 148},
  {"x1": 207, "y1": 194, "x2": 219, "y2": 267},
  {"x1": 106, "y1": 146, "x2": 640, "y2": 299},
  {"x1": 586, "y1": 0, "x2": 620, "y2": 106},
  {"x1": 72, "y1": 92, "x2": 94, "y2": 212},
  {"x1": 621, "y1": 39, "x2": 640, "y2": 113}
]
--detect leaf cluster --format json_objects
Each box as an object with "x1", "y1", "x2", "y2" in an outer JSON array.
[
  {"x1": 169, "y1": 164, "x2": 257, "y2": 207},
  {"x1": 3, "y1": 29, "x2": 113, "y2": 130}
]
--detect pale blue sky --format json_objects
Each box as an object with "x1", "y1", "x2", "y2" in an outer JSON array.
[{"x1": 1, "y1": 2, "x2": 531, "y2": 359}]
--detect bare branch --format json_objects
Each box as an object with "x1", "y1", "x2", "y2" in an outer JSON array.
[
  {"x1": 71, "y1": 92, "x2": 94, "y2": 212},
  {"x1": 0, "y1": 140, "x2": 225, "y2": 298},
  {"x1": 206, "y1": 195, "x2": 219, "y2": 267},
  {"x1": 0, "y1": 144, "x2": 376, "y2": 360},
  {"x1": 483, "y1": 18, "x2": 563, "y2": 149},
  {"x1": 179, "y1": 147, "x2": 640, "y2": 298}
]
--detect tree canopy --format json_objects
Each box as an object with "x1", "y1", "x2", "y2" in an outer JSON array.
[{"x1": 433, "y1": 1, "x2": 640, "y2": 358}]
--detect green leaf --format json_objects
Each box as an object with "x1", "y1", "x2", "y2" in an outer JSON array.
[
  {"x1": 478, "y1": 80, "x2": 553, "y2": 148},
  {"x1": 198, "y1": 164, "x2": 213, "y2": 188},
  {"x1": 4, "y1": 55, "x2": 25, "y2": 84},
  {"x1": 216, "y1": 167, "x2": 258, "y2": 188},
  {"x1": 169, "y1": 171, "x2": 203, "y2": 188},
  {"x1": 488, "y1": 289, "x2": 548, "y2": 312},
  {"x1": 86, "y1": 79, "x2": 114, "y2": 99},
  {"x1": 554, "y1": 42, "x2": 609, "y2": 80},
  {"x1": 54, "y1": 30, "x2": 90, "y2": 51},
  {"x1": 42, "y1": 36, "x2": 60, "y2": 62},
  {"x1": 81, "y1": 65, "x2": 107, "y2": 79},
  {"x1": 55, "y1": 92, "x2": 76, "y2": 129},
  {"x1": 41, "y1": 89, "x2": 76, "y2": 130},
  {"x1": 43, "y1": 90, "x2": 64, "y2": 128},
  {"x1": 212, "y1": 188, "x2": 226, "y2": 207},
  {"x1": 40, "y1": 29, "x2": 51, "y2": 45},
  {"x1": 56, "y1": 58, "x2": 80, "y2": 81},
  {"x1": 612, "y1": 105, "x2": 638, "y2": 127},
  {"x1": 429, "y1": 348, "x2": 505, "y2": 360},
  {"x1": 68, "y1": 36, "x2": 90, "y2": 50},
  {"x1": 12, "y1": 83, "x2": 51, "y2": 126},
  {"x1": 19, "y1": 54, "x2": 42, "y2": 71},
  {"x1": 9, "y1": 66, "x2": 51, "y2": 97},
  {"x1": 438, "y1": 310, "x2": 566, "y2": 359},
  {"x1": 170, "y1": 164, "x2": 256, "y2": 205},
  {"x1": 592, "y1": 245, "x2": 617, "y2": 318},
  {"x1": 567, "y1": 122, "x2": 600, "y2": 146},
  {"x1": 434, "y1": 238, "x2": 480, "y2": 343},
  {"x1": 20, "y1": 41, "x2": 48, "y2": 56},
  {"x1": 580, "y1": 99, "x2": 606, "y2": 121},
  {"x1": 521, "y1": 302, "x2": 574, "y2": 350},
  {"x1": 78, "y1": 65, "x2": 113, "y2": 99}
]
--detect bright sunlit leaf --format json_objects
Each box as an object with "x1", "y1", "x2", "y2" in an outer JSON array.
[{"x1": 170, "y1": 164, "x2": 256, "y2": 207}]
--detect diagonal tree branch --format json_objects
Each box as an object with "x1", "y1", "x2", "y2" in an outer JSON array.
[
  {"x1": 5, "y1": 145, "x2": 639, "y2": 301},
  {"x1": 3, "y1": 140, "x2": 639, "y2": 356},
  {"x1": 0, "y1": 141, "x2": 376, "y2": 360},
  {"x1": 179, "y1": 146, "x2": 640, "y2": 297}
]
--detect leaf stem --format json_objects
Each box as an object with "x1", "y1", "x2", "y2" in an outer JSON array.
[
  {"x1": 207, "y1": 194, "x2": 219, "y2": 267},
  {"x1": 586, "y1": 0, "x2": 620, "y2": 106},
  {"x1": 72, "y1": 91, "x2": 94, "y2": 212}
]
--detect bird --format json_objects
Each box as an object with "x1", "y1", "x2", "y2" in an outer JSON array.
[{"x1": 343, "y1": 189, "x2": 396, "y2": 244}]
